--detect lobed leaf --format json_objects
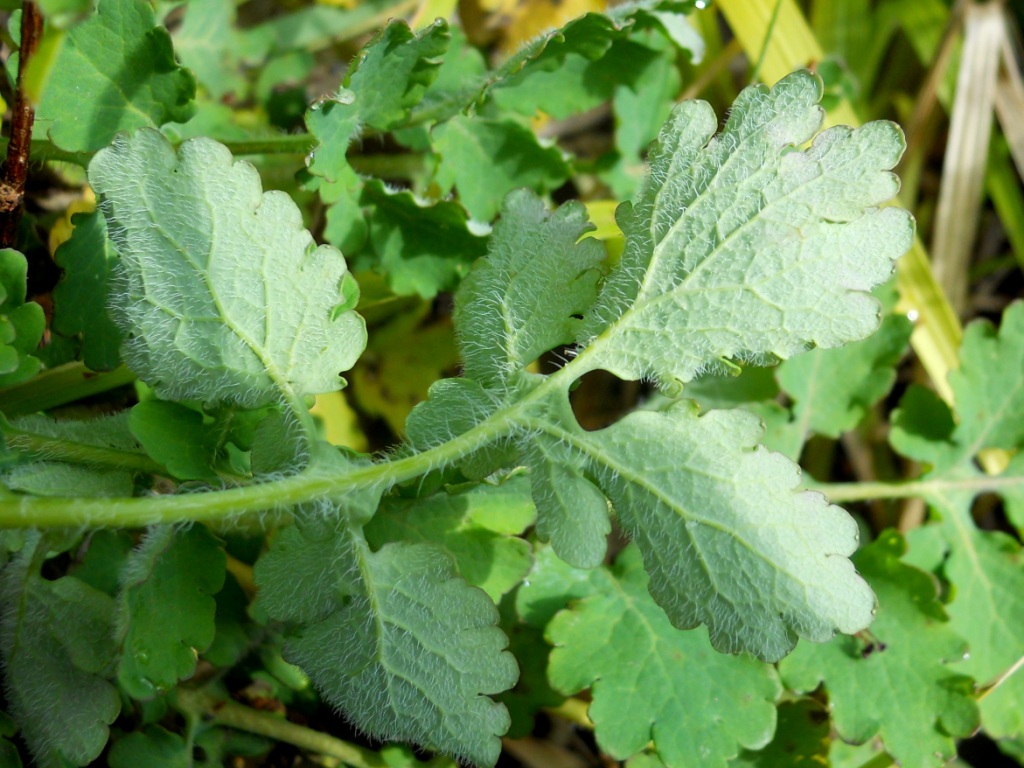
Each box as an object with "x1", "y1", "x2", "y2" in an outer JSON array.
[
  {"x1": 886, "y1": 303, "x2": 1024, "y2": 738},
  {"x1": 454, "y1": 189, "x2": 605, "y2": 386},
  {"x1": 51, "y1": 211, "x2": 123, "y2": 372},
  {"x1": 545, "y1": 546, "x2": 781, "y2": 767},
  {"x1": 0, "y1": 250, "x2": 44, "y2": 389},
  {"x1": 255, "y1": 516, "x2": 518, "y2": 766},
  {"x1": 364, "y1": 476, "x2": 536, "y2": 601},
  {"x1": 89, "y1": 128, "x2": 366, "y2": 409},
  {"x1": 30, "y1": 0, "x2": 195, "y2": 151},
  {"x1": 577, "y1": 70, "x2": 911, "y2": 387},
  {"x1": 525, "y1": 397, "x2": 875, "y2": 661},
  {"x1": 0, "y1": 535, "x2": 120, "y2": 766},
  {"x1": 117, "y1": 525, "x2": 226, "y2": 699},
  {"x1": 359, "y1": 180, "x2": 488, "y2": 299},
  {"x1": 345, "y1": 19, "x2": 450, "y2": 131},
  {"x1": 432, "y1": 117, "x2": 570, "y2": 222},
  {"x1": 780, "y1": 530, "x2": 978, "y2": 767}
]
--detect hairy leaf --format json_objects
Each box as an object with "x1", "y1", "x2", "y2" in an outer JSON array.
[
  {"x1": 780, "y1": 530, "x2": 978, "y2": 767},
  {"x1": 454, "y1": 189, "x2": 605, "y2": 386},
  {"x1": 546, "y1": 546, "x2": 781, "y2": 767},
  {"x1": 255, "y1": 517, "x2": 518, "y2": 765},
  {"x1": 89, "y1": 129, "x2": 366, "y2": 409},
  {"x1": 577, "y1": 71, "x2": 911, "y2": 387},
  {"x1": 0, "y1": 535, "x2": 120, "y2": 766},
  {"x1": 525, "y1": 397, "x2": 875, "y2": 661},
  {"x1": 117, "y1": 525, "x2": 225, "y2": 698},
  {"x1": 30, "y1": 0, "x2": 195, "y2": 151}
]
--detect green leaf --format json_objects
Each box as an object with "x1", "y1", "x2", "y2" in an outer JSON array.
[
  {"x1": 577, "y1": 71, "x2": 911, "y2": 388},
  {"x1": 454, "y1": 189, "x2": 605, "y2": 387},
  {"x1": 728, "y1": 700, "x2": 830, "y2": 767},
  {"x1": 108, "y1": 726, "x2": 190, "y2": 768},
  {"x1": 88, "y1": 128, "x2": 367, "y2": 409},
  {"x1": 117, "y1": 525, "x2": 226, "y2": 699},
  {"x1": 490, "y1": 37, "x2": 665, "y2": 121},
  {"x1": 604, "y1": 31, "x2": 682, "y2": 199},
  {"x1": 345, "y1": 19, "x2": 449, "y2": 131},
  {"x1": 885, "y1": 303, "x2": 1024, "y2": 738},
  {"x1": 944, "y1": 301, "x2": 1024, "y2": 461},
  {"x1": 359, "y1": 180, "x2": 488, "y2": 299},
  {"x1": 129, "y1": 400, "x2": 220, "y2": 481},
  {"x1": 173, "y1": 0, "x2": 247, "y2": 100},
  {"x1": 0, "y1": 535, "x2": 120, "y2": 767},
  {"x1": 525, "y1": 398, "x2": 875, "y2": 661},
  {"x1": 364, "y1": 476, "x2": 536, "y2": 601},
  {"x1": 305, "y1": 95, "x2": 367, "y2": 255},
  {"x1": 70, "y1": 530, "x2": 134, "y2": 597},
  {"x1": 31, "y1": 0, "x2": 195, "y2": 151},
  {"x1": 0, "y1": 249, "x2": 43, "y2": 388},
  {"x1": 255, "y1": 516, "x2": 518, "y2": 765},
  {"x1": 51, "y1": 210, "x2": 122, "y2": 371},
  {"x1": 773, "y1": 309, "x2": 912, "y2": 457},
  {"x1": 546, "y1": 546, "x2": 781, "y2": 767},
  {"x1": 779, "y1": 530, "x2": 978, "y2": 767},
  {"x1": 432, "y1": 116, "x2": 571, "y2": 222}
]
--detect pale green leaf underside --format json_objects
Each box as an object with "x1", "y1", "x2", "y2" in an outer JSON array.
[
  {"x1": 579, "y1": 70, "x2": 911, "y2": 385},
  {"x1": 455, "y1": 189, "x2": 605, "y2": 387},
  {"x1": 255, "y1": 519, "x2": 517, "y2": 766},
  {"x1": 546, "y1": 546, "x2": 781, "y2": 767},
  {"x1": 526, "y1": 400, "x2": 875, "y2": 661},
  {"x1": 89, "y1": 129, "x2": 366, "y2": 408}
]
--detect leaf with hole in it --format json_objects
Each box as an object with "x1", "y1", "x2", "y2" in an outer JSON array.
[
  {"x1": 255, "y1": 515, "x2": 518, "y2": 766},
  {"x1": 88, "y1": 128, "x2": 366, "y2": 409},
  {"x1": 117, "y1": 525, "x2": 225, "y2": 699},
  {"x1": 29, "y1": 0, "x2": 195, "y2": 151},
  {"x1": 577, "y1": 70, "x2": 911, "y2": 389},
  {"x1": 546, "y1": 545, "x2": 781, "y2": 767}
]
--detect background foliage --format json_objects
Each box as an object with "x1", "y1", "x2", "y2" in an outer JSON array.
[{"x1": 0, "y1": 0, "x2": 1023, "y2": 767}]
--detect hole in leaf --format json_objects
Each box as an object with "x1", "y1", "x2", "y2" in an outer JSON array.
[{"x1": 569, "y1": 369, "x2": 644, "y2": 432}]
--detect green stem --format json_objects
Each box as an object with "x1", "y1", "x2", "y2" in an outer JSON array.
[
  {"x1": 812, "y1": 473, "x2": 1024, "y2": 503},
  {"x1": 175, "y1": 689, "x2": 388, "y2": 768},
  {"x1": 0, "y1": 400, "x2": 522, "y2": 528}
]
